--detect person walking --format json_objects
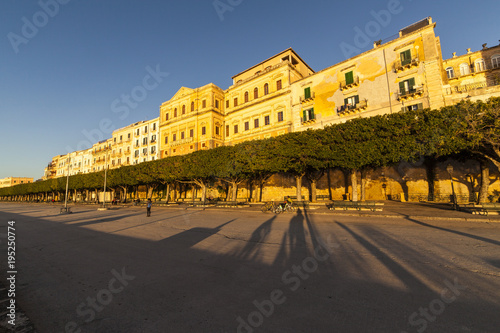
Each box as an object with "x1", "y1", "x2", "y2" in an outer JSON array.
[{"x1": 146, "y1": 198, "x2": 152, "y2": 217}]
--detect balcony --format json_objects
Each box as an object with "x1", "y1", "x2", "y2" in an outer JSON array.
[
  {"x1": 134, "y1": 131, "x2": 140, "y2": 137},
  {"x1": 336, "y1": 100, "x2": 368, "y2": 116},
  {"x1": 170, "y1": 137, "x2": 194, "y2": 147},
  {"x1": 123, "y1": 150, "x2": 131, "y2": 155},
  {"x1": 394, "y1": 56, "x2": 420, "y2": 72},
  {"x1": 447, "y1": 63, "x2": 499, "y2": 80},
  {"x1": 142, "y1": 151, "x2": 148, "y2": 157},
  {"x1": 300, "y1": 92, "x2": 315, "y2": 103},
  {"x1": 398, "y1": 86, "x2": 424, "y2": 101},
  {"x1": 340, "y1": 76, "x2": 360, "y2": 91}
]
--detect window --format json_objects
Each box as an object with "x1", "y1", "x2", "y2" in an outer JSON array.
[
  {"x1": 135, "y1": 140, "x2": 139, "y2": 147},
  {"x1": 143, "y1": 148, "x2": 147, "y2": 155},
  {"x1": 174, "y1": 108, "x2": 177, "y2": 117},
  {"x1": 277, "y1": 80, "x2": 282, "y2": 90},
  {"x1": 234, "y1": 98, "x2": 238, "y2": 107},
  {"x1": 182, "y1": 105, "x2": 186, "y2": 114},
  {"x1": 277, "y1": 111, "x2": 284, "y2": 122},
  {"x1": 215, "y1": 126, "x2": 220, "y2": 135},
  {"x1": 226, "y1": 100, "x2": 230, "y2": 108},
  {"x1": 173, "y1": 134, "x2": 177, "y2": 142},
  {"x1": 475, "y1": 59, "x2": 486, "y2": 72},
  {"x1": 399, "y1": 78, "x2": 416, "y2": 95},
  {"x1": 128, "y1": 133, "x2": 131, "y2": 139},
  {"x1": 144, "y1": 126, "x2": 148, "y2": 133},
  {"x1": 254, "y1": 119, "x2": 259, "y2": 128},
  {"x1": 190, "y1": 129, "x2": 194, "y2": 138},
  {"x1": 245, "y1": 91, "x2": 249, "y2": 103},
  {"x1": 459, "y1": 63, "x2": 470, "y2": 76},
  {"x1": 181, "y1": 131, "x2": 185, "y2": 140},
  {"x1": 226, "y1": 125, "x2": 230, "y2": 137},
  {"x1": 304, "y1": 87, "x2": 311, "y2": 99},
  {"x1": 164, "y1": 136, "x2": 168, "y2": 144},
  {"x1": 135, "y1": 150, "x2": 139, "y2": 157},
  {"x1": 492, "y1": 55, "x2": 500, "y2": 68},
  {"x1": 264, "y1": 83, "x2": 269, "y2": 95},
  {"x1": 215, "y1": 100, "x2": 219, "y2": 109},
  {"x1": 153, "y1": 123, "x2": 156, "y2": 131},
  {"x1": 191, "y1": 102, "x2": 195, "y2": 112},
  {"x1": 202, "y1": 99, "x2": 206, "y2": 108},
  {"x1": 120, "y1": 135, "x2": 122, "y2": 141},
  {"x1": 143, "y1": 137, "x2": 148, "y2": 145},
  {"x1": 402, "y1": 103, "x2": 423, "y2": 112},
  {"x1": 264, "y1": 115, "x2": 270, "y2": 126},
  {"x1": 114, "y1": 137, "x2": 116, "y2": 143},
  {"x1": 303, "y1": 108, "x2": 315, "y2": 122},
  {"x1": 400, "y1": 49, "x2": 412, "y2": 66},
  {"x1": 446, "y1": 67, "x2": 455, "y2": 79},
  {"x1": 345, "y1": 71, "x2": 354, "y2": 85},
  {"x1": 244, "y1": 121, "x2": 249, "y2": 131},
  {"x1": 234, "y1": 125, "x2": 239, "y2": 134},
  {"x1": 202, "y1": 126, "x2": 206, "y2": 135},
  {"x1": 151, "y1": 135, "x2": 156, "y2": 142},
  {"x1": 254, "y1": 88, "x2": 258, "y2": 99},
  {"x1": 344, "y1": 95, "x2": 360, "y2": 107}
]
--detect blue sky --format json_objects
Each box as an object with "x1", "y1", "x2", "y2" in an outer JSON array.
[{"x1": 1, "y1": 0, "x2": 499, "y2": 180}]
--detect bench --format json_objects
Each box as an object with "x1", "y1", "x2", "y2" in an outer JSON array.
[
  {"x1": 327, "y1": 201, "x2": 382, "y2": 212},
  {"x1": 215, "y1": 201, "x2": 246, "y2": 208},
  {"x1": 461, "y1": 203, "x2": 500, "y2": 216}
]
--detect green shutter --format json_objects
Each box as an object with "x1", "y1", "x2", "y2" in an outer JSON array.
[
  {"x1": 401, "y1": 50, "x2": 411, "y2": 65},
  {"x1": 345, "y1": 71, "x2": 354, "y2": 85},
  {"x1": 409, "y1": 78, "x2": 416, "y2": 92},
  {"x1": 310, "y1": 108, "x2": 315, "y2": 120},
  {"x1": 303, "y1": 110, "x2": 307, "y2": 122},
  {"x1": 354, "y1": 95, "x2": 360, "y2": 105},
  {"x1": 304, "y1": 87, "x2": 311, "y2": 99},
  {"x1": 399, "y1": 82, "x2": 406, "y2": 95},
  {"x1": 417, "y1": 103, "x2": 423, "y2": 110},
  {"x1": 344, "y1": 98, "x2": 348, "y2": 106}
]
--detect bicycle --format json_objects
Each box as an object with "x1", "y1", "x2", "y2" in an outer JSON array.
[{"x1": 261, "y1": 201, "x2": 277, "y2": 213}]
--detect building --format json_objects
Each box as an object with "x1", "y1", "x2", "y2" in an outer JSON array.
[
  {"x1": 159, "y1": 84, "x2": 225, "y2": 157},
  {"x1": 42, "y1": 17, "x2": 500, "y2": 180},
  {"x1": 0, "y1": 177, "x2": 34, "y2": 188}
]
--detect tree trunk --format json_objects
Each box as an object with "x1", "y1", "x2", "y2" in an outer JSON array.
[
  {"x1": 351, "y1": 169, "x2": 358, "y2": 202},
  {"x1": 296, "y1": 175, "x2": 303, "y2": 201},
  {"x1": 424, "y1": 158, "x2": 436, "y2": 201},
  {"x1": 165, "y1": 184, "x2": 170, "y2": 203},
  {"x1": 259, "y1": 181, "x2": 264, "y2": 202},
  {"x1": 310, "y1": 179, "x2": 317, "y2": 202},
  {"x1": 478, "y1": 159, "x2": 489, "y2": 204},
  {"x1": 360, "y1": 169, "x2": 366, "y2": 202},
  {"x1": 232, "y1": 182, "x2": 238, "y2": 202},
  {"x1": 201, "y1": 184, "x2": 207, "y2": 202}
]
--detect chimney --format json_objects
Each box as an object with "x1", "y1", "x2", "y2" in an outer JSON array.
[{"x1": 467, "y1": 48, "x2": 472, "y2": 54}]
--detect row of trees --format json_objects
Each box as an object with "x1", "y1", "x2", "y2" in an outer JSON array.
[{"x1": 2, "y1": 98, "x2": 499, "y2": 203}]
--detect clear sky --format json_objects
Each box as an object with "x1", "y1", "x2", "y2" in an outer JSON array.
[{"x1": 1, "y1": 0, "x2": 499, "y2": 180}]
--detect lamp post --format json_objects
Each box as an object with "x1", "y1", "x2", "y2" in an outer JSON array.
[
  {"x1": 61, "y1": 157, "x2": 70, "y2": 214},
  {"x1": 446, "y1": 164, "x2": 457, "y2": 210},
  {"x1": 103, "y1": 152, "x2": 108, "y2": 209}
]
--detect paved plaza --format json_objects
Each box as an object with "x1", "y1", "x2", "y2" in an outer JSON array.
[{"x1": 0, "y1": 202, "x2": 499, "y2": 332}]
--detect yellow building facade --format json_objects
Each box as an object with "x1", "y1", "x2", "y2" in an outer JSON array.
[
  {"x1": 224, "y1": 49, "x2": 314, "y2": 144},
  {"x1": 0, "y1": 177, "x2": 34, "y2": 188},
  {"x1": 159, "y1": 84, "x2": 225, "y2": 157}
]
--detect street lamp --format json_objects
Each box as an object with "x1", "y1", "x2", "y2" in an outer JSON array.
[{"x1": 446, "y1": 164, "x2": 458, "y2": 210}]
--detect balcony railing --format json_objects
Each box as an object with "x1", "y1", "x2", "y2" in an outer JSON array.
[
  {"x1": 446, "y1": 63, "x2": 499, "y2": 80},
  {"x1": 394, "y1": 56, "x2": 420, "y2": 72},
  {"x1": 398, "y1": 86, "x2": 424, "y2": 100},
  {"x1": 340, "y1": 76, "x2": 360, "y2": 91},
  {"x1": 300, "y1": 92, "x2": 315, "y2": 103},
  {"x1": 336, "y1": 100, "x2": 368, "y2": 116},
  {"x1": 170, "y1": 137, "x2": 194, "y2": 147}
]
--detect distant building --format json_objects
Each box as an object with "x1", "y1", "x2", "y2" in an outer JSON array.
[{"x1": 0, "y1": 177, "x2": 34, "y2": 188}]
